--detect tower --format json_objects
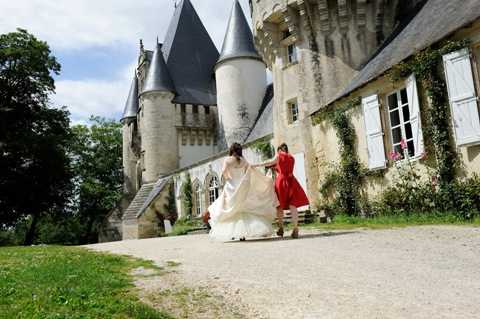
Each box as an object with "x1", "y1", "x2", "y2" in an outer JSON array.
[
  {"x1": 215, "y1": 0, "x2": 266, "y2": 146},
  {"x1": 121, "y1": 74, "x2": 139, "y2": 196},
  {"x1": 139, "y1": 42, "x2": 177, "y2": 183}
]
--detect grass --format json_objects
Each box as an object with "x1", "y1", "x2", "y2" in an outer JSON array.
[
  {"x1": 301, "y1": 213, "x2": 480, "y2": 231},
  {"x1": 168, "y1": 219, "x2": 205, "y2": 237},
  {"x1": 0, "y1": 246, "x2": 174, "y2": 319}
]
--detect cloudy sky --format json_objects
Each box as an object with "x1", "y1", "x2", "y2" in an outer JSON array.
[{"x1": 0, "y1": 0, "x2": 251, "y2": 125}]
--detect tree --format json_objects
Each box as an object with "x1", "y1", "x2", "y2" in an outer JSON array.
[
  {"x1": 70, "y1": 117, "x2": 123, "y2": 244},
  {"x1": 0, "y1": 29, "x2": 72, "y2": 245}
]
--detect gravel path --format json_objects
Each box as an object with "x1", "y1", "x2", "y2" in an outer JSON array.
[{"x1": 87, "y1": 226, "x2": 480, "y2": 319}]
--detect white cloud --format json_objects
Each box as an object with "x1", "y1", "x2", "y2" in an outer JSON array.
[
  {"x1": 0, "y1": 0, "x2": 251, "y2": 51},
  {"x1": 54, "y1": 78, "x2": 127, "y2": 120},
  {"x1": 18, "y1": 0, "x2": 253, "y2": 123},
  {"x1": 52, "y1": 59, "x2": 137, "y2": 121}
]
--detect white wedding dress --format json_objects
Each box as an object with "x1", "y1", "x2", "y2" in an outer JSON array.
[{"x1": 208, "y1": 158, "x2": 279, "y2": 241}]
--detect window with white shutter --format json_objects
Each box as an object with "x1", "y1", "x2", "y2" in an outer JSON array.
[
  {"x1": 406, "y1": 74, "x2": 425, "y2": 157},
  {"x1": 443, "y1": 48, "x2": 480, "y2": 146},
  {"x1": 362, "y1": 94, "x2": 386, "y2": 169},
  {"x1": 386, "y1": 74, "x2": 424, "y2": 160}
]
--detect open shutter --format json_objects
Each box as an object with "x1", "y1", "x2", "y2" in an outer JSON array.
[
  {"x1": 443, "y1": 48, "x2": 480, "y2": 146},
  {"x1": 406, "y1": 74, "x2": 425, "y2": 156},
  {"x1": 362, "y1": 94, "x2": 386, "y2": 169}
]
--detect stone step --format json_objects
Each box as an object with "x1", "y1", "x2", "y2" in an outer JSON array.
[{"x1": 122, "y1": 183, "x2": 156, "y2": 221}]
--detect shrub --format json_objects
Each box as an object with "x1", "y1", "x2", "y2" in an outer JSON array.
[{"x1": 372, "y1": 161, "x2": 480, "y2": 220}]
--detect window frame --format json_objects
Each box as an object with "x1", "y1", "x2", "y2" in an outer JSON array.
[
  {"x1": 287, "y1": 43, "x2": 298, "y2": 64},
  {"x1": 386, "y1": 87, "x2": 416, "y2": 160},
  {"x1": 287, "y1": 100, "x2": 299, "y2": 124},
  {"x1": 193, "y1": 181, "x2": 203, "y2": 217},
  {"x1": 207, "y1": 175, "x2": 220, "y2": 205}
]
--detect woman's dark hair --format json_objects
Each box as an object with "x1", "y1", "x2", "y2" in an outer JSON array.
[
  {"x1": 277, "y1": 143, "x2": 289, "y2": 153},
  {"x1": 229, "y1": 143, "x2": 243, "y2": 161}
]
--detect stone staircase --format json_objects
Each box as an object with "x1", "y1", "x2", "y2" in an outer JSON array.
[{"x1": 122, "y1": 183, "x2": 156, "y2": 222}]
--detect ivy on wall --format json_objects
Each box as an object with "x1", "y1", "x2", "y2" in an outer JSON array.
[
  {"x1": 181, "y1": 173, "x2": 193, "y2": 219},
  {"x1": 313, "y1": 40, "x2": 473, "y2": 217},
  {"x1": 387, "y1": 39, "x2": 469, "y2": 189},
  {"x1": 315, "y1": 98, "x2": 364, "y2": 216}
]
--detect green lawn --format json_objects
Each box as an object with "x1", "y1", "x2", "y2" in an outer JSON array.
[
  {"x1": 301, "y1": 213, "x2": 480, "y2": 230},
  {"x1": 0, "y1": 246, "x2": 174, "y2": 319}
]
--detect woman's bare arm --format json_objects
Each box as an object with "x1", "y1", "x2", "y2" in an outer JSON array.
[
  {"x1": 251, "y1": 155, "x2": 278, "y2": 168},
  {"x1": 221, "y1": 158, "x2": 232, "y2": 180}
]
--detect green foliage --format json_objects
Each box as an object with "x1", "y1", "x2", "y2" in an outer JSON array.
[
  {"x1": 316, "y1": 41, "x2": 476, "y2": 221},
  {"x1": 303, "y1": 213, "x2": 480, "y2": 231},
  {"x1": 373, "y1": 161, "x2": 480, "y2": 220},
  {"x1": 251, "y1": 139, "x2": 275, "y2": 160},
  {"x1": 69, "y1": 116, "x2": 123, "y2": 244},
  {"x1": 181, "y1": 174, "x2": 193, "y2": 219},
  {"x1": 0, "y1": 29, "x2": 72, "y2": 245},
  {"x1": 387, "y1": 40, "x2": 469, "y2": 188},
  {"x1": 163, "y1": 182, "x2": 178, "y2": 225},
  {"x1": 0, "y1": 246, "x2": 173, "y2": 318},
  {"x1": 169, "y1": 218, "x2": 204, "y2": 236},
  {"x1": 317, "y1": 98, "x2": 363, "y2": 216}
]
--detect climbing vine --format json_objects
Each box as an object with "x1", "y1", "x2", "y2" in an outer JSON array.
[
  {"x1": 314, "y1": 40, "x2": 474, "y2": 218},
  {"x1": 181, "y1": 173, "x2": 193, "y2": 219},
  {"x1": 387, "y1": 39, "x2": 469, "y2": 188},
  {"x1": 317, "y1": 97, "x2": 363, "y2": 216}
]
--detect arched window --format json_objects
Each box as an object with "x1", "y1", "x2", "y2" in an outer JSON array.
[
  {"x1": 208, "y1": 175, "x2": 220, "y2": 205},
  {"x1": 193, "y1": 180, "x2": 203, "y2": 217}
]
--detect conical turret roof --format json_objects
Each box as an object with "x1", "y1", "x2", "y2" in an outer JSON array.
[
  {"x1": 162, "y1": 0, "x2": 219, "y2": 105},
  {"x1": 141, "y1": 42, "x2": 175, "y2": 95},
  {"x1": 121, "y1": 74, "x2": 139, "y2": 121},
  {"x1": 217, "y1": 0, "x2": 262, "y2": 65}
]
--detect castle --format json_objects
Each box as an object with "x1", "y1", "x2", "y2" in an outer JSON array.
[{"x1": 100, "y1": 0, "x2": 480, "y2": 241}]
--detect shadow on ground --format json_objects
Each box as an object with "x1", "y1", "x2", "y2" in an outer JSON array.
[{"x1": 226, "y1": 231, "x2": 360, "y2": 244}]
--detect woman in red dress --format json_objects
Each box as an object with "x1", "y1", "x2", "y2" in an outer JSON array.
[{"x1": 253, "y1": 143, "x2": 309, "y2": 238}]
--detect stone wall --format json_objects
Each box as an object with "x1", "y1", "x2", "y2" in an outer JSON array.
[
  {"x1": 139, "y1": 92, "x2": 178, "y2": 183},
  {"x1": 311, "y1": 25, "x2": 480, "y2": 203},
  {"x1": 215, "y1": 58, "x2": 267, "y2": 146},
  {"x1": 251, "y1": 0, "x2": 411, "y2": 205}
]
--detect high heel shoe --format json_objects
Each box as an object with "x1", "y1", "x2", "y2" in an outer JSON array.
[
  {"x1": 277, "y1": 227, "x2": 284, "y2": 238},
  {"x1": 291, "y1": 228, "x2": 299, "y2": 239}
]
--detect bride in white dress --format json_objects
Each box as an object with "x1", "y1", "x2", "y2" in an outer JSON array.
[{"x1": 208, "y1": 143, "x2": 279, "y2": 241}]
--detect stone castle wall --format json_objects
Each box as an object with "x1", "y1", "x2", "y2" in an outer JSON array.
[
  {"x1": 215, "y1": 58, "x2": 267, "y2": 146},
  {"x1": 140, "y1": 92, "x2": 178, "y2": 183},
  {"x1": 251, "y1": 0, "x2": 411, "y2": 204}
]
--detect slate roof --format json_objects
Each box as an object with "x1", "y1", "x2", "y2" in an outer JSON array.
[
  {"x1": 122, "y1": 183, "x2": 156, "y2": 222},
  {"x1": 137, "y1": 176, "x2": 171, "y2": 218},
  {"x1": 217, "y1": 0, "x2": 262, "y2": 66},
  {"x1": 141, "y1": 42, "x2": 175, "y2": 95},
  {"x1": 162, "y1": 0, "x2": 219, "y2": 106},
  {"x1": 245, "y1": 83, "x2": 274, "y2": 143},
  {"x1": 314, "y1": 0, "x2": 480, "y2": 114},
  {"x1": 121, "y1": 74, "x2": 139, "y2": 121}
]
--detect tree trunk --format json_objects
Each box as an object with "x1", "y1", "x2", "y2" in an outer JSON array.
[{"x1": 24, "y1": 213, "x2": 39, "y2": 245}]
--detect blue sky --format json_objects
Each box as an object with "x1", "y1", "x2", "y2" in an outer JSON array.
[{"x1": 0, "y1": 0, "x2": 251, "y2": 125}]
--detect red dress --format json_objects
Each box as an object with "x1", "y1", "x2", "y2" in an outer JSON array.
[{"x1": 274, "y1": 152, "x2": 309, "y2": 209}]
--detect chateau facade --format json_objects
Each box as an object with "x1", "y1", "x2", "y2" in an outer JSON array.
[{"x1": 100, "y1": 0, "x2": 480, "y2": 241}]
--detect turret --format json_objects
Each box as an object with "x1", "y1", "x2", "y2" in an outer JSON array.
[
  {"x1": 121, "y1": 74, "x2": 139, "y2": 196},
  {"x1": 139, "y1": 42, "x2": 177, "y2": 183},
  {"x1": 215, "y1": 0, "x2": 266, "y2": 146}
]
